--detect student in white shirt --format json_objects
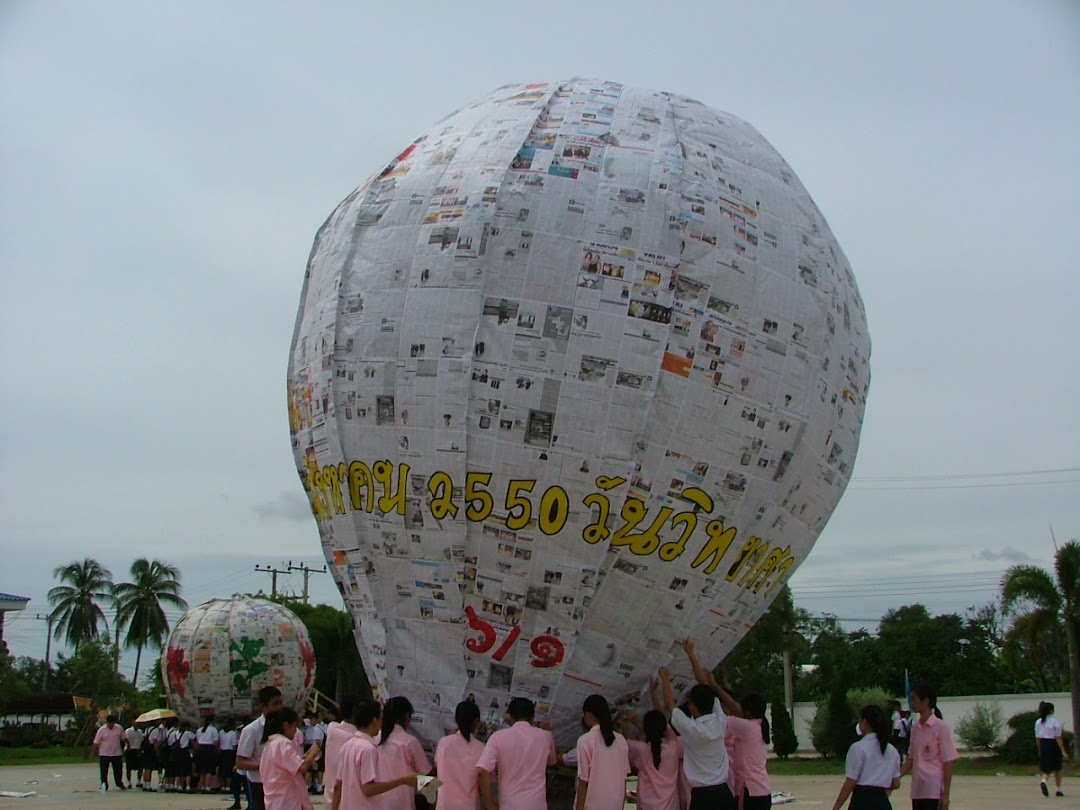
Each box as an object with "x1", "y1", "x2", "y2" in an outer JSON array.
[
  {"x1": 659, "y1": 666, "x2": 734, "y2": 810},
  {"x1": 195, "y1": 715, "x2": 221, "y2": 793},
  {"x1": 236, "y1": 686, "x2": 284, "y2": 810},
  {"x1": 831, "y1": 705, "x2": 901, "y2": 810},
  {"x1": 1036, "y1": 701, "x2": 1070, "y2": 797}
]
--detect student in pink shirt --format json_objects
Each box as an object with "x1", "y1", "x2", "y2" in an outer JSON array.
[
  {"x1": 378, "y1": 697, "x2": 433, "y2": 810},
  {"x1": 899, "y1": 683, "x2": 957, "y2": 810},
  {"x1": 331, "y1": 699, "x2": 417, "y2": 810},
  {"x1": 434, "y1": 700, "x2": 486, "y2": 810},
  {"x1": 323, "y1": 695, "x2": 360, "y2": 809},
  {"x1": 260, "y1": 707, "x2": 321, "y2": 810},
  {"x1": 627, "y1": 709, "x2": 685, "y2": 810},
  {"x1": 477, "y1": 697, "x2": 557, "y2": 810},
  {"x1": 93, "y1": 714, "x2": 129, "y2": 792},
  {"x1": 576, "y1": 694, "x2": 630, "y2": 810}
]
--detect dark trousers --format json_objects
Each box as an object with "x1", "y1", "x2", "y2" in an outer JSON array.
[
  {"x1": 911, "y1": 801, "x2": 940, "y2": 810},
  {"x1": 231, "y1": 772, "x2": 246, "y2": 807},
  {"x1": 744, "y1": 789, "x2": 773, "y2": 810},
  {"x1": 689, "y1": 783, "x2": 737, "y2": 810},
  {"x1": 247, "y1": 780, "x2": 265, "y2": 810},
  {"x1": 99, "y1": 755, "x2": 123, "y2": 787}
]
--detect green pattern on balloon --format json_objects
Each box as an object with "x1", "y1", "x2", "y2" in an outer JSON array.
[{"x1": 229, "y1": 636, "x2": 268, "y2": 691}]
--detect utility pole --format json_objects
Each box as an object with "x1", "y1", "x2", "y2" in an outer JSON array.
[
  {"x1": 287, "y1": 561, "x2": 327, "y2": 605},
  {"x1": 254, "y1": 564, "x2": 290, "y2": 598},
  {"x1": 35, "y1": 614, "x2": 54, "y2": 690}
]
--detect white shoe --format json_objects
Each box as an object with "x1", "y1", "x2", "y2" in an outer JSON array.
[{"x1": 99, "y1": 783, "x2": 107, "y2": 792}]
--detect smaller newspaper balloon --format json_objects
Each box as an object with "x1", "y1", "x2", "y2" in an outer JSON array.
[{"x1": 162, "y1": 597, "x2": 315, "y2": 723}]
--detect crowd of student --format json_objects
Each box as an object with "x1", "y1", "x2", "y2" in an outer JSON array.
[{"x1": 91, "y1": 637, "x2": 984, "y2": 810}]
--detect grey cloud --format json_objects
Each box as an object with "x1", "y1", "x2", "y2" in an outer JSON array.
[
  {"x1": 254, "y1": 492, "x2": 313, "y2": 523},
  {"x1": 973, "y1": 548, "x2": 1032, "y2": 563}
]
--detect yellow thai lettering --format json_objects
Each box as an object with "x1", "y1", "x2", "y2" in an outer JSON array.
[
  {"x1": 582, "y1": 492, "x2": 612, "y2": 544},
  {"x1": 726, "y1": 536, "x2": 765, "y2": 583},
  {"x1": 322, "y1": 463, "x2": 347, "y2": 515},
  {"x1": 465, "y1": 472, "x2": 494, "y2": 522},
  {"x1": 747, "y1": 545, "x2": 789, "y2": 593},
  {"x1": 538, "y1": 486, "x2": 570, "y2": 535},
  {"x1": 372, "y1": 460, "x2": 409, "y2": 515},
  {"x1": 505, "y1": 479, "x2": 536, "y2": 531},
  {"x1": 765, "y1": 555, "x2": 795, "y2": 596},
  {"x1": 348, "y1": 461, "x2": 375, "y2": 512},
  {"x1": 660, "y1": 487, "x2": 714, "y2": 562},
  {"x1": 690, "y1": 520, "x2": 738, "y2": 575},
  {"x1": 427, "y1": 471, "x2": 458, "y2": 520},
  {"x1": 609, "y1": 498, "x2": 648, "y2": 547}
]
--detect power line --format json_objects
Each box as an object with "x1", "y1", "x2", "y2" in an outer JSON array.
[
  {"x1": 848, "y1": 478, "x2": 1080, "y2": 492},
  {"x1": 852, "y1": 466, "x2": 1080, "y2": 482}
]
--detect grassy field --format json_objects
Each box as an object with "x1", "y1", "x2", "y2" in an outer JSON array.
[{"x1": 0, "y1": 747, "x2": 91, "y2": 767}]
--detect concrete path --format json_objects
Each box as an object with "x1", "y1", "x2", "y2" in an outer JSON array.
[{"x1": 1, "y1": 763, "x2": 1077, "y2": 808}]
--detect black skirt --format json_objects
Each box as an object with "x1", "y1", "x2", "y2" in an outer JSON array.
[
  {"x1": 1039, "y1": 737, "x2": 1064, "y2": 772},
  {"x1": 850, "y1": 785, "x2": 892, "y2": 810}
]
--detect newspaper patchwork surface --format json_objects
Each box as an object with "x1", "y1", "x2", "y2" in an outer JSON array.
[
  {"x1": 163, "y1": 598, "x2": 316, "y2": 723},
  {"x1": 287, "y1": 80, "x2": 871, "y2": 745}
]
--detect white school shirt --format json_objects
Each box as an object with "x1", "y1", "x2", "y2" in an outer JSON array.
[
  {"x1": 126, "y1": 727, "x2": 145, "y2": 750},
  {"x1": 844, "y1": 733, "x2": 901, "y2": 788},
  {"x1": 668, "y1": 699, "x2": 729, "y2": 788},
  {"x1": 1036, "y1": 717, "x2": 1064, "y2": 739},
  {"x1": 219, "y1": 729, "x2": 238, "y2": 751},
  {"x1": 237, "y1": 715, "x2": 268, "y2": 783},
  {"x1": 196, "y1": 725, "x2": 220, "y2": 746}
]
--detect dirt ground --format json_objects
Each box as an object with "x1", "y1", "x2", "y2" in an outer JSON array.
[{"x1": 0, "y1": 764, "x2": 1077, "y2": 809}]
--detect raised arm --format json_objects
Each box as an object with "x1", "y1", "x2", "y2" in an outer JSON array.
[
  {"x1": 648, "y1": 676, "x2": 663, "y2": 714},
  {"x1": 705, "y1": 671, "x2": 743, "y2": 717},
  {"x1": 681, "y1": 639, "x2": 710, "y2": 685},
  {"x1": 658, "y1": 667, "x2": 677, "y2": 713}
]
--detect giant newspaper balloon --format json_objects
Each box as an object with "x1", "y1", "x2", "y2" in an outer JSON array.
[
  {"x1": 287, "y1": 79, "x2": 870, "y2": 744},
  {"x1": 162, "y1": 598, "x2": 315, "y2": 724}
]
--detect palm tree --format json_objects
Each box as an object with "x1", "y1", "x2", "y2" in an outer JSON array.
[
  {"x1": 1001, "y1": 540, "x2": 1080, "y2": 756},
  {"x1": 113, "y1": 558, "x2": 187, "y2": 686},
  {"x1": 47, "y1": 558, "x2": 115, "y2": 653}
]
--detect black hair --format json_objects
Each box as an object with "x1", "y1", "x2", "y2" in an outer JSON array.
[
  {"x1": 380, "y1": 696, "x2": 414, "y2": 745},
  {"x1": 643, "y1": 710, "x2": 668, "y2": 769},
  {"x1": 106, "y1": 714, "x2": 117, "y2": 723},
  {"x1": 339, "y1": 694, "x2": 359, "y2": 725},
  {"x1": 355, "y1": 698, "x2": 382, "y2": 729},
  {"x1": 507, "y1": 697, "x2": 536, "y2": 722},
  {"x1": 258, "y1": 685, "x2": 282, "y2": 706},
  {"x1": 583, "y1": 694, "x2": 615, "y2": 746},
  {"x1": 740, "y1": 694, "x2": 770, "y2": 744},
  {"x1": 455, "y1": 700, "x2": 481, "y2": 742},
  {"x1": 688, "y1": 684, "x2": 716, "y2": 717},
  {"x1": 860, "y1": 705, "x2": 891, "y2": 755},
  {"x1": 200, "y1": 713, "x2": 214, "y2": 731},
  {"x1": 262, "y1": 707, "x2": 299, "y2": 743},
  {"x1": 1040, "y1": 701, "x2": 1055, "y2": 722},
  {"x1": 910, "y1": 682, "x2": 942, "y2": 719}
]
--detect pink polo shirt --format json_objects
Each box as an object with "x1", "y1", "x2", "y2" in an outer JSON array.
[
  {"x1": 577, "y1": 725, "x2": 630, "y2": 810},
  {"x1": 627, "y1": 732, "x2": 684, "y2": 810},
  {"x1": 434, "y1": 731, "x2": 486, "y2": 810},
  {"x1": 338, "y1": 732, "x2": 381, "y2": 810},
  {"x1": 93, "y1": 724, "x2": 127, "y2": 757},
  {"x1": 262, "y1": 734, "x2": 313, "y2": 810},
  {"x1": 378, "y1": 726, "x2": 430, "y2": 810},
  {"x1": 909, "y1": 714, "x2": 958, "y2": 800},
  {"x1": 476, "y1": 721, "x2": 557, "y2": 810},
  {"x1": 323, "y1": 721, "x2": 358, "y2": 807},
  {"x1": 725, "y1": 716, "x2": 770, "y2": 797}
]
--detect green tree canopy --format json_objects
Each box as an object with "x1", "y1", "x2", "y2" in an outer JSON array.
[
  {"x1": 113, "y1": 558, "x2": 187, "y2": 687},
  {"x1": 47, "y1": 558, "x2": 115, "y2": 652}
]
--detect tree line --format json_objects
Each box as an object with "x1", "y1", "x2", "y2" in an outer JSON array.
[{"x1": 4, "y1": 542, "x2": 1078, "y2": 738}]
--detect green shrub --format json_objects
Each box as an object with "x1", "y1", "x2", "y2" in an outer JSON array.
[
  {"x1": 997, "y1": 709, "x2": 1075, "y2": 764},
  {"x1": 771, "y1": 702, "x2": 798, "y2": 759},
  {"x1": 811, "y1": 686, "x2": 893, "y2": 756},
  {"x1": 954, "y1": 702, "x2": 1004, "y2": 750}
]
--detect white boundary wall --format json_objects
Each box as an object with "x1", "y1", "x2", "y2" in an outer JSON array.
[{"x1": 791, "y1": 692, "x2": 1073, "y2": 753}]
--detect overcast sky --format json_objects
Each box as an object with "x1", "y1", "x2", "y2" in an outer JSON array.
[{"x1": 1, "y1": 1, "x2": 1078, "y2": 685}]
